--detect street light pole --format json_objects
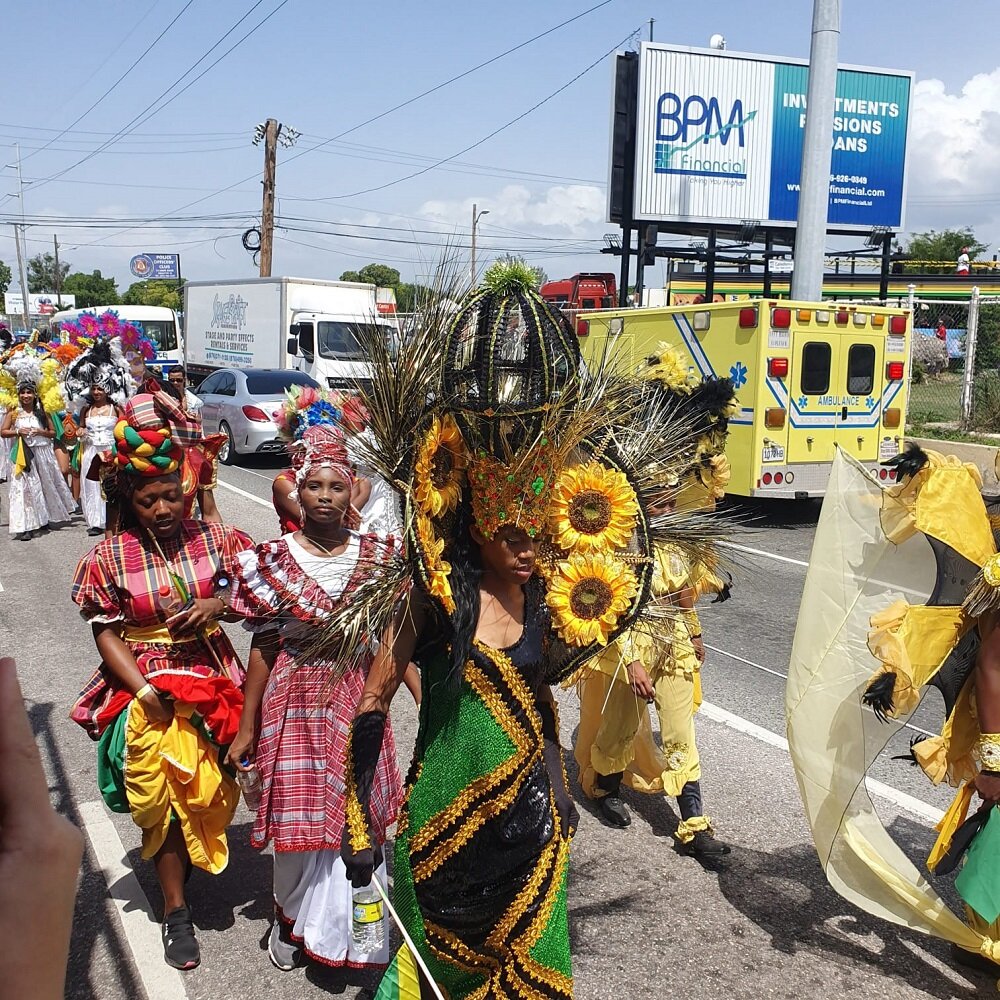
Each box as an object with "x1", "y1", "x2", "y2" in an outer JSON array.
[
  {"x1": 9, "y1": 143, "x2": 31, "y2": 332},
  {"x1": 790, "y1": 0, "x2": 840, "y2": 301},
  {"x1": 471, "y1": 204, "x2": 489, "y2": 285}
]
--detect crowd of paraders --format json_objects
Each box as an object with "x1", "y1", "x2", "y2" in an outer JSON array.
[{"x1": 5, "y1": 262, "x2": 1000, "y2": 998}]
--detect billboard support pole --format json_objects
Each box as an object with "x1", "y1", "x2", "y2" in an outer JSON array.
[
  {"x1": 763, "y1": 231, "x2": 773, "y2": 297},
  {"x1": 790, "y1": 0, "x2": 840, "y2": 302},
  {"x1": 705, "y1": 228, "x2": 717, "y2": 302},
  {"x1": 879, "y1": 235, "x2": 892, "y2": 302}
]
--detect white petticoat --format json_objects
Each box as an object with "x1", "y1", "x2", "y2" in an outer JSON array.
[{"x1": 273, "y1": 849, "x2": 390, "y2": 968}]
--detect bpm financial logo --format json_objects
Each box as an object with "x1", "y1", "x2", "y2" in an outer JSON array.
[{"x1": 653, "y1": 93, "x2": 758, "y2": 179}]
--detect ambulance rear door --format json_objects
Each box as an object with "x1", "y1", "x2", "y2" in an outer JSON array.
[
  {"x1": 786, "y1": 330, "x2": 841, "y2": 465},
  {"x1": 834, "y1": 328, "x2": 885, "y2": 463}
]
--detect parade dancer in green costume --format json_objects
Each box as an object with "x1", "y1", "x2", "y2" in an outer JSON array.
[{"x1": 330, "y1": 262, "x2": 727, "y2": 999}]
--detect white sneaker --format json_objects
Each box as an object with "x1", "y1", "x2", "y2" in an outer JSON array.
[{"x1": 267, "y1": 921, "x2": 301, "y2": 971}]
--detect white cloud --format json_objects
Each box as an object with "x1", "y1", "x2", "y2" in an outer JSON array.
[
  {"x1": 418, "y1": 183, "x2": 606, "y2": 236},
  {"x1": 906, "y1": 68, "x2": 1000, "y2": 238}
]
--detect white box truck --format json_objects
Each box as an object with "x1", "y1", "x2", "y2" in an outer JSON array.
[{"x1": 182, "y1": 276, "x2": 398, "y2": 391}]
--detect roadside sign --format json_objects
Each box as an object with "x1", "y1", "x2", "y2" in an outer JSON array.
[{"x1": 130, "y1": 253, "x2": 181, "y2": 279}]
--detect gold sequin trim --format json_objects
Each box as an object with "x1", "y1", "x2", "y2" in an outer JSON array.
[
  {"x1": 411, "y1": 658, "x2": 539, "y2": 880},
  {"x1": 977, "y1": 732, "x2": 1000, "y2": 772},
  {"x1": 344, "y1": 725, "x2": 372, "y2": 854}
]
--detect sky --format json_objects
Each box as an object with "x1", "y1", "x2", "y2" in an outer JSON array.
[{"x1": 2, "y1": 0, "x2": 999, "y2": 296}]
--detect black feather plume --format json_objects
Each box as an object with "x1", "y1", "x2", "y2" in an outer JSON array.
[
  {"x1": 881, "y1": 443, "x2": 928, "y2": 481},
  {"x1": 890, "y1": 734, "x2": 928, "y2": 765},
  {"x1": 862, "y1": 671, "x2": 897, "y2": 724}
]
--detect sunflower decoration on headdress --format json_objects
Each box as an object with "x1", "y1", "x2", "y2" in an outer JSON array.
[{"x1": 413, "y1": 414, "x2": 467, "y2": 519}]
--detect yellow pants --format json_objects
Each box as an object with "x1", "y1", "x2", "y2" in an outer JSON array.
[{"x1": 575, "y1": 665, "x2": 702, "y2": 801}]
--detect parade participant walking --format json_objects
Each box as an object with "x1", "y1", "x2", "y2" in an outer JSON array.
[
  {"x1": 70, "y1": 395, "x2": 254, "y2": 970},
  {"x1": 226, "y1": 423, "x2": 404, "y2": 973},
  {"x1": 335, "y1": 262, "x2": 725, "y2": 999},
  {"x1": 67, "y1": 342, "x2": 132, "y2": 537},
  {"x1": 574, "y1": 349, "x2": 736, "y2": 855},
  {"x1": 1, "y1": 350, "x2": 76, "y2": 540}
]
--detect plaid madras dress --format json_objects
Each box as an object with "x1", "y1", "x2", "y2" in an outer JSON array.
[
  {"x1": 70, "y1": 521, "x2": 253, "y2": 738},
  {"x1": 230, "y1": 533, "x2": 403, "y2": 853}
]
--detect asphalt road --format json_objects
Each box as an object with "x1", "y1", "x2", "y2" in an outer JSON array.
[{"x1": 0, "y1": 458, "x2": 991, "y2": 1000}]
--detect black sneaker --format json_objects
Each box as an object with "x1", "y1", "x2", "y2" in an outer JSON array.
[
  {"x1": 680, "y1": 829, "x2": 732, "y2": 857},
  {"x1": 162, "y1": 905, "x2": 200, "y2": 970},
  {"x1": 599, "y1": 795, "x2": 632, "y2": 828},
  {"x1": 87, "y1": 526, "x2": 104, "y2": 537}
]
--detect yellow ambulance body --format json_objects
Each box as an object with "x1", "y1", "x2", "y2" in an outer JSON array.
[{"x1": 578, "y1": 300, "x2": 911, "y2": 499}]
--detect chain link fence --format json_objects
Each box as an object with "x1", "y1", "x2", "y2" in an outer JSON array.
[{"x1": 906, "y1": 295, "x2": 972, "y2": 429}]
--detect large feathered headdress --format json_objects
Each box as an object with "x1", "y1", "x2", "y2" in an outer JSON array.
[
  {"x1": 64, "y1": 339, "x2": 134, "y2": 405},
  {"x1": 296, "y1": 259, "x2": 730, "y2": 683},
  {"x1": 0, "y1": 346, "x2": 67, "y2": 414}
]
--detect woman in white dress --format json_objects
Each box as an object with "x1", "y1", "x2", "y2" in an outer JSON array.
[
  {"x1": 1, "y1": 381, "x2": 76, "y2": 540},
  {"x1": 78, "y1": 383, "x2": 121, "y2": 536}
]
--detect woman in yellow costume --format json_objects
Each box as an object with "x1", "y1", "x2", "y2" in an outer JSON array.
[
  {"x1": 788, "y1": 442, "x2": 1000, "y2": 985},
  {"x1": 574, "y1": 346, "x2": 735, "y2": 856},
  {"x1": 70, "y1": 394, "x2": 253, "y2": 971}
]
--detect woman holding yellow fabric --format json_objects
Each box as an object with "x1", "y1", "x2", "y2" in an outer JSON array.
[{"x1": 70, "y1": 394, "x2": 253, "y2": 971}]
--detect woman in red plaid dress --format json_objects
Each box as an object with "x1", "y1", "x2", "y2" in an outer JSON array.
[{"x1": 227, "y1": 425, "x2": 405, "y2": 973}]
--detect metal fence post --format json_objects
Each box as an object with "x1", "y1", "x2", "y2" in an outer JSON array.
[
  {"x1": 906, "y1": 283, "x2": 916, "y2": 403},
  {"x1": 961, "y1": 285, "x2": 981, "y2": 429}
]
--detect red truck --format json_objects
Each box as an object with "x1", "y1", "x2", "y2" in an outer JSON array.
[{"x1": 539, "y1": 273, "x2": 617, "y2": 332}]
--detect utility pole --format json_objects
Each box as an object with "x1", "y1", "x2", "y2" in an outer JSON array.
[
  {"x1": 471, "y1": 203, "x2": 489, "y2": 285},
  {"x1": 259, "y1": 118, "x2": 278, "y2": 278},
  {"x1": 649, "y1": 18, "x2": 654, "y2": 42},
  {"x1": 11, "y1": 143, "x2": 31, "y2": 331},
  {"x1": 252, "y1": 119, "x2": 298, "y2": 278},
  {"x1": 53, "y1": 235, "x2": 63, "y2": 308},
  {"x1": 790, "y1": 0, "x2": 840, "y2": 301}
]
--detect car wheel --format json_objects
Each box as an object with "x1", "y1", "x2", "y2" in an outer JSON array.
[{"x1": 219, "y1": 421, "x2": 238, "y2": 465}]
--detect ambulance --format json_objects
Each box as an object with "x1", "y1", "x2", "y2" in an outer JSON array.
[{"x1": 577, "y1": 300, "x2": 911, "y2": 499}]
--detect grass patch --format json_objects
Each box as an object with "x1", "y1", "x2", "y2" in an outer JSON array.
[
  {"x1": 908, "y1": 373, "x2": 962, "y2": 425},
  {"x1": 907, "y1": 423, "x2": 998, "y2": 445}
]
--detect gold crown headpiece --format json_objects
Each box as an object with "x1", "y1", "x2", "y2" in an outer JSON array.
[{"x1": 468, "y1": 437, "x2": 560, "y2": 540}]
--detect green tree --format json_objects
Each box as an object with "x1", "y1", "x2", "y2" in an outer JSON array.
[
  {"x1": 26, "y1": 252, "x2": 71, "y2": 293},
  {"x1": 339, "y1": 270, "x2": 362, "y2": 283},
  {"x1": 122, "y1": 279, "x2": 183, "y2": 310},
  {"x1": 901, "y1": 228, "x2": 989, "y2": 273},
  {"x1": 62, "y1": 270, "x2": 119, "y2": 308},
  {"x1": 0, "y1": 260, "x2": 11, "y2": 297}
]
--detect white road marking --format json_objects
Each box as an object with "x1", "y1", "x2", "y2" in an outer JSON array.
[
  {"x1": 78, "y1": 800, "x2": 188, "y2": 1000},
  {"x1": 706, "y1": 642, "x2": 938, "y2": 739},
  {"x1": 721, "y1": 540, "x2": 810, "y2": 568},
  {"x1": 699, "y1": 700, "x2": 945, "y2": 824},
  {"x1": 216, "y1": 478, "x2": 271, "y2": 509}
]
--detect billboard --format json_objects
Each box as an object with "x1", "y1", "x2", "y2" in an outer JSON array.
[
  {"x1": 130, "y1": 253, "x2": 181, "y2": 279},
  {"x1": 4, "y1": 292, "x2": 76, "y2": 316},
  {"x1": 627, "y1": 43, "x2": 912, "y2": 231}
]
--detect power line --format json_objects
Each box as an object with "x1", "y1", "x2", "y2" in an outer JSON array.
[
  {"x1": 21, "y1": 1, "x2": 198, "y2": 164},
  {"x1": 307, "y1": 27, "x2": 640, "y2": 201},
  {"x1": 25, "y1": 0, "x2": 289, "y2": 195},
  {"x1": 73, "y1": 2, "x2": 617, "y2": 249}
]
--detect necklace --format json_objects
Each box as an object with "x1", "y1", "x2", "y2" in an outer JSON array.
[{"x1": 299, "y1": 530, "x2": 349, "y2": 556}]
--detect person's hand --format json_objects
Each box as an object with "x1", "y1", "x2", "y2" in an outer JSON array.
[
  {"x1": 138, "y1": 686, "x2": 173, "y2": 724},
  {"x1": 340, "y1": 823, "x2": 383, "y2": 888},
  {"x1": 200, "y1": 510, "x2": 223, "y2": 524},
  {"x1": 692, "y1": 636, "x2": 706, "y2": 663},
  {"x1": 626, "y1": 660, "x2": 655, "y2": 701},
  {"x1": 0, "y1": 658, "x2": 84, "y2": 1000},
  {"x1": 975, "y1": 771, "x2": 1000, "y2": 806},
  {"x1": 167, "y1": 597, "x2": 224, "y2": 635},
  {"x1": 226, "y1": 729, "x2": 256, "y2": 771}
]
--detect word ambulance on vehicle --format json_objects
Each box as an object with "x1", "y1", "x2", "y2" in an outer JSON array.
[{"x1": 578, "y1": 300, "x2": 911, "y2": 499}]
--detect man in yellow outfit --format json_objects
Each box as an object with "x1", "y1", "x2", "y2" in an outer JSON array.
[{"x1": 575, "y1": 541, "x2": 731, "y2": 856}]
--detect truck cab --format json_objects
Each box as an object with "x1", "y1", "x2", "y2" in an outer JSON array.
[
  {"x1": 287, "y1": 289, "x2": 398, "y2": 393},
  {"x1": 540, "y1": 273, "x2": 618, "y2": 334}
]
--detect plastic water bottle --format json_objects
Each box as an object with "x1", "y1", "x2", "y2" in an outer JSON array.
[
  {"x1": 237, "y1": 757, "x2": 262, "y2": 813},
  {"x1": 351, "y1": 882, "x2": 385, "y2": 952}
]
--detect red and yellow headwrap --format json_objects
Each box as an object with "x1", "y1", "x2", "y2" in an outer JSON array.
[{"x1": 112, "y1": 393, "x2": 183, "y2": 477}]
